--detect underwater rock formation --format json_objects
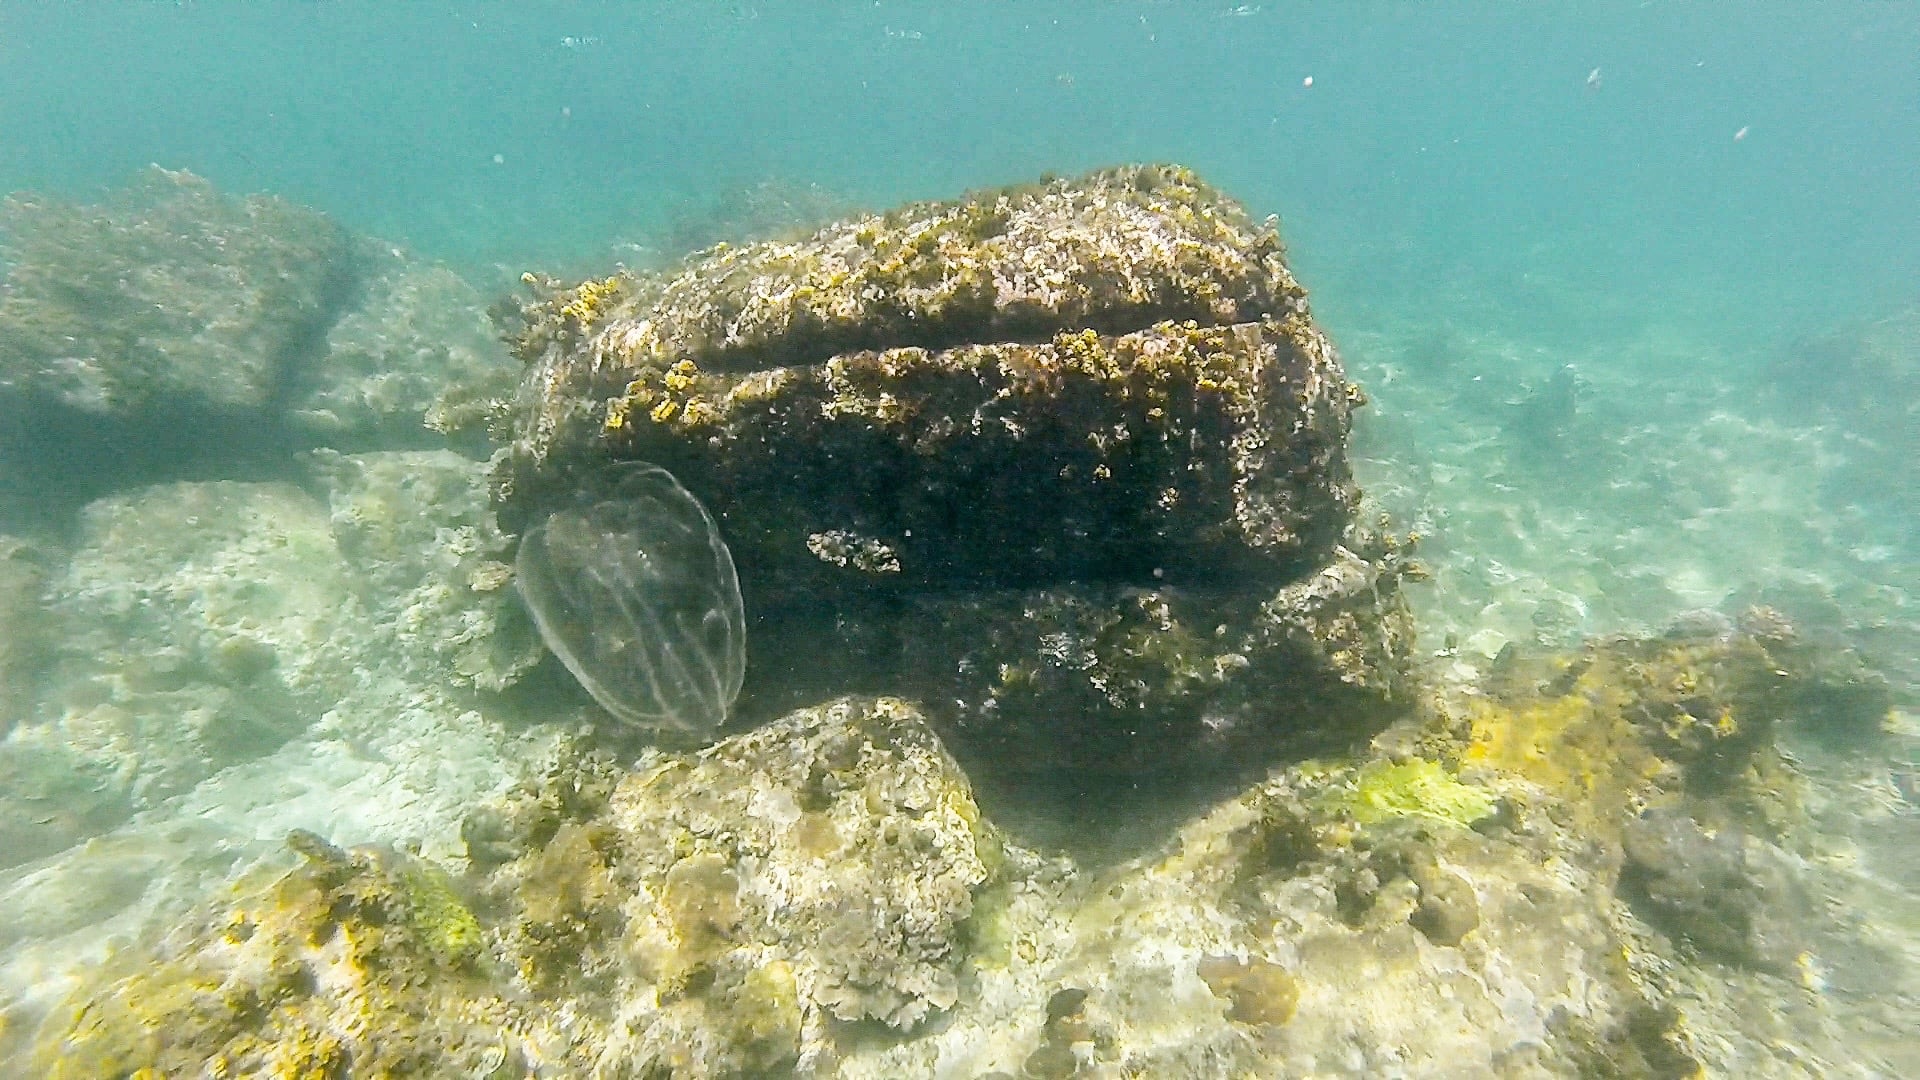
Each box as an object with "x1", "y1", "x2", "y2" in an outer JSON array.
[
  {"x1": 0, "y1": 168, "x2": 520, "y2": 525},
  {"x1": 1619, "y1": 808, "x2": 1812, "y2": 972},
  {"x1": 30, "y1": 828, "x2": 519, "y2": 1079},
  {"x1": 27, "y1": 618, "x2": 1902, "y2": 1076},
  {"x1": 0, "y1": 451, "x2": 540, "y2": 870},
  {"x1": 0, "y1": 534, "x2": 48, "y2": 738},
  {"x1": 494, "y1": 165, "x2": 1415, "y2": 801},
  {"x1": 0, "y1": 167, "x2": 353, "y2": 418},
  {"x1": 313, "y1": 448, "x2": 543, "y2": 693},
  {"x1": 1456, "y1": 609, "x2": 1878, "y2": 842},
  {"x1": 32, "y1": 697, "x2": 1000, "y2": 1076},
  {"x1": 968, "y1": 615, "x2": 1885, "y2": 1076},
  {"x1": 14, "y1": 167, "x2": 1904, "y2": 1078},
  {"x1": 289, "y1": 246, "x2": 522, "y2": 448},
  {"x1": 0, "y1": 169, "x2": 355, "y2": 517}
]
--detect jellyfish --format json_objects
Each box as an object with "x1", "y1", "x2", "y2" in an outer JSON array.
[{"x1": 514, "y1": 462, "x2": 745, "y2": 738}]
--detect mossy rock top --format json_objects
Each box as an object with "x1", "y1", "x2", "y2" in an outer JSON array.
[
  {"x1": 499, "y1": 165, "x2": 1359, "y2": 592},
  {"x1": 510, "y1": 164, "x2": 1300, "y2": 380}
]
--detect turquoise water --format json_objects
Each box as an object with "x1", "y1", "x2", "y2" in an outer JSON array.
[
  {"x1": 6, "y1": 3, "x2": 1915, "y2": 316},
  {"x1": 1, "y1": 4, "x2": 1916, "y2": 1075}
]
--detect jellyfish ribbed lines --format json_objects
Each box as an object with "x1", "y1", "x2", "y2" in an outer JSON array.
[{"x1": 514, "y1": 462, "x2": 745, "y2": 737}]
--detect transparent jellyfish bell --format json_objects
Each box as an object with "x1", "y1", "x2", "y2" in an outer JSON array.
[{"x1": 514, "y1": 461, "x2": 746, "y2": 738}]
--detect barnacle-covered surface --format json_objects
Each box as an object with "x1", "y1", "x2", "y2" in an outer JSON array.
[
  {"x1": 885, "y1": 532, "x2": 1416, "y2": 834},
  {"x1": 604, "y1": 697, "x2": 992, "y2": 1034},
  {"x1": 496, "y1": 165, "x2": 1412, "y2": 799},
  {"x1": 492, "y1": 697, "x2": 1002, "y2": 1073}
]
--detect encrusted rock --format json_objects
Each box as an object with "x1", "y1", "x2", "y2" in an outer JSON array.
[
  {"x1": 609, "y1": 697, "x2": 992, "y2": 1032},
  {"x1": 494, "y1": 165, "x2": 1415, "y2": 798},
  {"x1": 0, "y1": 167, "x2": 353, "y2": 417},
  {"x1": 1462, "y1": 619, "x2": 1830, "y2": 839},
  {"x1": 0, "y1": 168, "x2": 358, "y2": 518},
  {"x1": 1619, "y1": 808, "x2": 1811, "y2": 971},
  {"x1": 0, "y1": 169, "x2": 524, "y2": 527},
  {"x1": 25, "y1": 620, "x2": 1887, "y2": 1077},
  {"x1": 893, "y1": 534, "x2": 1415, "y2": 785},
  {"x1": 29, "y1": 697, "x2": 999, "y2": 1077},
  {"x1": 30, "y1": 830, "x2": 531, "y2": 1079},
  {"x1": 499, "y1": 167, "x2": 1358, "y2": 581}
]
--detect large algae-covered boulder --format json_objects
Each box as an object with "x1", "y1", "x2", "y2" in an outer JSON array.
[
  {"x1": 499, "y1": 165, "x2": 1357, "y2": 582},
  {"x1": 496, "y1": 165, "x2": 1415, "y2": 793}
]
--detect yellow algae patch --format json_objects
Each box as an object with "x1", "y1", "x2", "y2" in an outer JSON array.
[
  {"x1": 398, "y1": 862, "x2": 486, "y2": 969},
  {"x1": 1324, "y1": 759, "x2": 1496, "y2": 828},
  {"x1": 558, "y1": 274, "x2": 627, "y2": 326},
  {"x1": 1463, "y1": 655, "x2": 1667, "y2": 827}
]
